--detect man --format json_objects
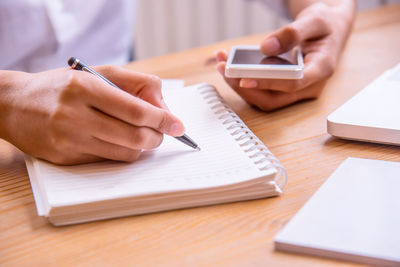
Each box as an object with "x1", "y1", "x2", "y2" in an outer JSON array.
[{"x1": 0, "y1": 0, "x2": 355, "y2": 165}]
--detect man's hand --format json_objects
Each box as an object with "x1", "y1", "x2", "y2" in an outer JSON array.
[
  {"x1": 0, "y1": 66, "x2": 184, "y2": 165},
  {"x1": 216, "y1": 0, "x2": 355, "y2": 111}
]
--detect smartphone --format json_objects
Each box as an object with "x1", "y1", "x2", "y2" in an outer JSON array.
[{"x1": 225, "y1": 45, "x2": 304, "y2": 79}]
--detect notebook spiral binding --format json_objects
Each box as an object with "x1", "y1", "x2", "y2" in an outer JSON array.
[{"x1": 198, "y1": 83, "x2": 287, "y2": 189}]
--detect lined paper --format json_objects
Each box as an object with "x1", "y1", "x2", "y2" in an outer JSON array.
[{"x1": 30, "y1": 83, "x2": 275, "y2": 207}]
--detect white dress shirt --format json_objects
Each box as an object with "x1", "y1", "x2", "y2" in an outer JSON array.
[{"x1": 0, "y1": 0, "x2": 136, "y2": 72}]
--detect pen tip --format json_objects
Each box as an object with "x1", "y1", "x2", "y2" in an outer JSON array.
[{"x1": 196, "y1": 147, "x2": 201, "y2": 151}]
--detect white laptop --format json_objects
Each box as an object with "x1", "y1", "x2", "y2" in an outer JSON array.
[{"x1": 327, "y1": 63, "x2": 400, "y2": 145}]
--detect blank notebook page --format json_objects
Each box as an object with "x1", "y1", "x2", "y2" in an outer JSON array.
[{"x1": 31, "y1": 84, "x2": 275, "y2": 210}]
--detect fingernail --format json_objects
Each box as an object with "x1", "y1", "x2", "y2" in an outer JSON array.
[
  {"x1": 263, "y1": 37, "x2": 280, "y2": 54},
  {"x1": 168, "y1": 122, "x2": 185, "y2": 136},
  {"x1": 240, "y1": 79, "x2": 258, "y2": 88}
]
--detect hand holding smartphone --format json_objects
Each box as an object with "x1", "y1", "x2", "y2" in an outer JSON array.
[{"x1": 225, "y1": 45, "x2": 304, "y2": 79}]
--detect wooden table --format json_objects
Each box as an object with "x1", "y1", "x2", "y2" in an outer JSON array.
[{"x1": 1, "y1": 4, "x2": 400, "y2": 266}]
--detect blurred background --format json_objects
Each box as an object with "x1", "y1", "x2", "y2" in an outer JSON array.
[{"x1": 134, "y1": 0, "x2": 400, "y2": 60}]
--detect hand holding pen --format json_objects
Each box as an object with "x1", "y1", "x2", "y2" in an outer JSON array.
[
  {"x1": 0, "y1": 62, "x2": 197, "y2": 165},
  {"x1": 68, "y1": 57, "x2": 200, "y2": 151}
]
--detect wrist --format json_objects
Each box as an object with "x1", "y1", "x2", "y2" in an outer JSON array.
[{"x1": 0, "y1": 71, "x2": 33, "y2": 141}]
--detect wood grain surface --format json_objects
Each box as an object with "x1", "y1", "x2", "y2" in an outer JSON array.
[{"x1": 1, "y1": 5, "x2": 400, "y2": 266}]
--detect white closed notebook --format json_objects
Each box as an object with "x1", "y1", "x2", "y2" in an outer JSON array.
[
  {"x1": 26, "y1": 82, "x2": 286, "y2": 226},
  {"x1": 275, "y1": 157, "x2": 400, "y2": 266}
]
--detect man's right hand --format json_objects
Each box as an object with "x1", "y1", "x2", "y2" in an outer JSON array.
[{"x1": 0, "y1": 66, "x2": 185, "y2": 165}]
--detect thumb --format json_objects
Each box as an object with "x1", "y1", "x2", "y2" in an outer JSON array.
[{"x1": 260, "y1": 14, "x2": 330, "y2": 56}]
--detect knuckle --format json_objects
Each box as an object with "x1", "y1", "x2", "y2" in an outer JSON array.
[
  {"x1": 48, "y1": 108, "x2": 76, "y2": 153},
  {"x1": 311, "y1": 12, "x2": 326, "y2": 28},
  {"x1": 48, "y1": 110, "x2": 67, "y2": 144},
  {"x1": 154, "y1": 133, "x2": 164, "y2": 148},
  {"x1": 284, "y1": 24, "x2": 301, "y2": 44},
  {"x1": 149, "y1": 75, "x2": 162, "y2": 90},
  {"x1": 256, "y1": 101, "x2": 276, "y2": 112},
  {"x1": 148, "y1": 132, "x2": 163, "y2": 149},
  {"x1": 65, "y1": 71, "x2": 79, "y2": 87},
  {"x1": 324, "y1": 59, "x2": 336, "y2": 77},
  {"x1": 48, "y1": 131, "x2": 70, "y2": 153},
  {"x1": 60, "y1": 72, "x2": 82, "y2": 102},
  {"x1": 309, "y1": 4, "x2": 332, "y2": 32},
  {"x1": 131, "y1": 129, "x2": 163, "y2": 149},
  {"x1": 97, "y1": 65, "x2": 116, "y2": 76},
  {"x1": 102, "y1": 65, "x2": 114, "y2": 73},
  {"x1": 49, "y1": 99, "x2": 72, "y2": 123},
  {"x1": 131, "y1": 127, "x2": 148, "y2": 147}
]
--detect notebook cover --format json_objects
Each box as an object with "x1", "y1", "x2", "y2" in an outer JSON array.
[{"x1": 274, "y1": 157, "x2": 400, "y2": 266}]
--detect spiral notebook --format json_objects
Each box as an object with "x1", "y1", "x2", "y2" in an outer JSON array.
[{"x1": 25, "y1": 83, "x2": 286, "y2": 226}]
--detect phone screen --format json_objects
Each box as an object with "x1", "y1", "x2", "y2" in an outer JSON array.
[{"x1": 231, "y1": 49, "x2": 297, "y2": 65}]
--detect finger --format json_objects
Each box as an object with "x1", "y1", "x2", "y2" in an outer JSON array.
[
  {"x1": 54, "y1": 154, "x2": 103, "y2": 166},
  {"x1": 302, "y1": 46, "x2": 335, "y2": 82},
  {"x1": 216, "y1": 57, "x2": 304, "y2": 93},
  {"x1": 216, "y1": 61, "x2": 241, "y2": 89},
  {"x1": 216, "y1": 61, "x2": 225, "y2": 76},
  {"x1": 82, "y1": 136, "x2": 142, "y2": 162},
  {"x1": 74, "y1": 72, "x2": 185, "y2": 136},
  {"x1": 50, "y1": 129, "x2": 142, "y2": 163},
  {"x1": 238, "y1": 47, "x2": 332, "y2": 93},
  {"x1": 238, "y1": 77, "x2": 304, "y2": 93},
  {"x1": 233, "y1": 87, "x2": 298, "y2": 111},
  {"x1": 93, "y1": 66, "x2": 166, "y2": 109},
  {"x1": 234, "y1": 80, "x2": 325, "y2": 112},
  {"x1": 237, "y1": 66, "x2": 320, "y2": 93},
  {"x1": 260, "y1": 12, "x2": 331, "y2": 56},
  {"x1": 215, "y1": 50, "x2": 228, "y2": 62},
  {"x1": 88, "y1": 108, "x2": 164, "y2": 150},
  {"x1": 94, "y1": 65, "x2": 161, "y2": 98}
]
